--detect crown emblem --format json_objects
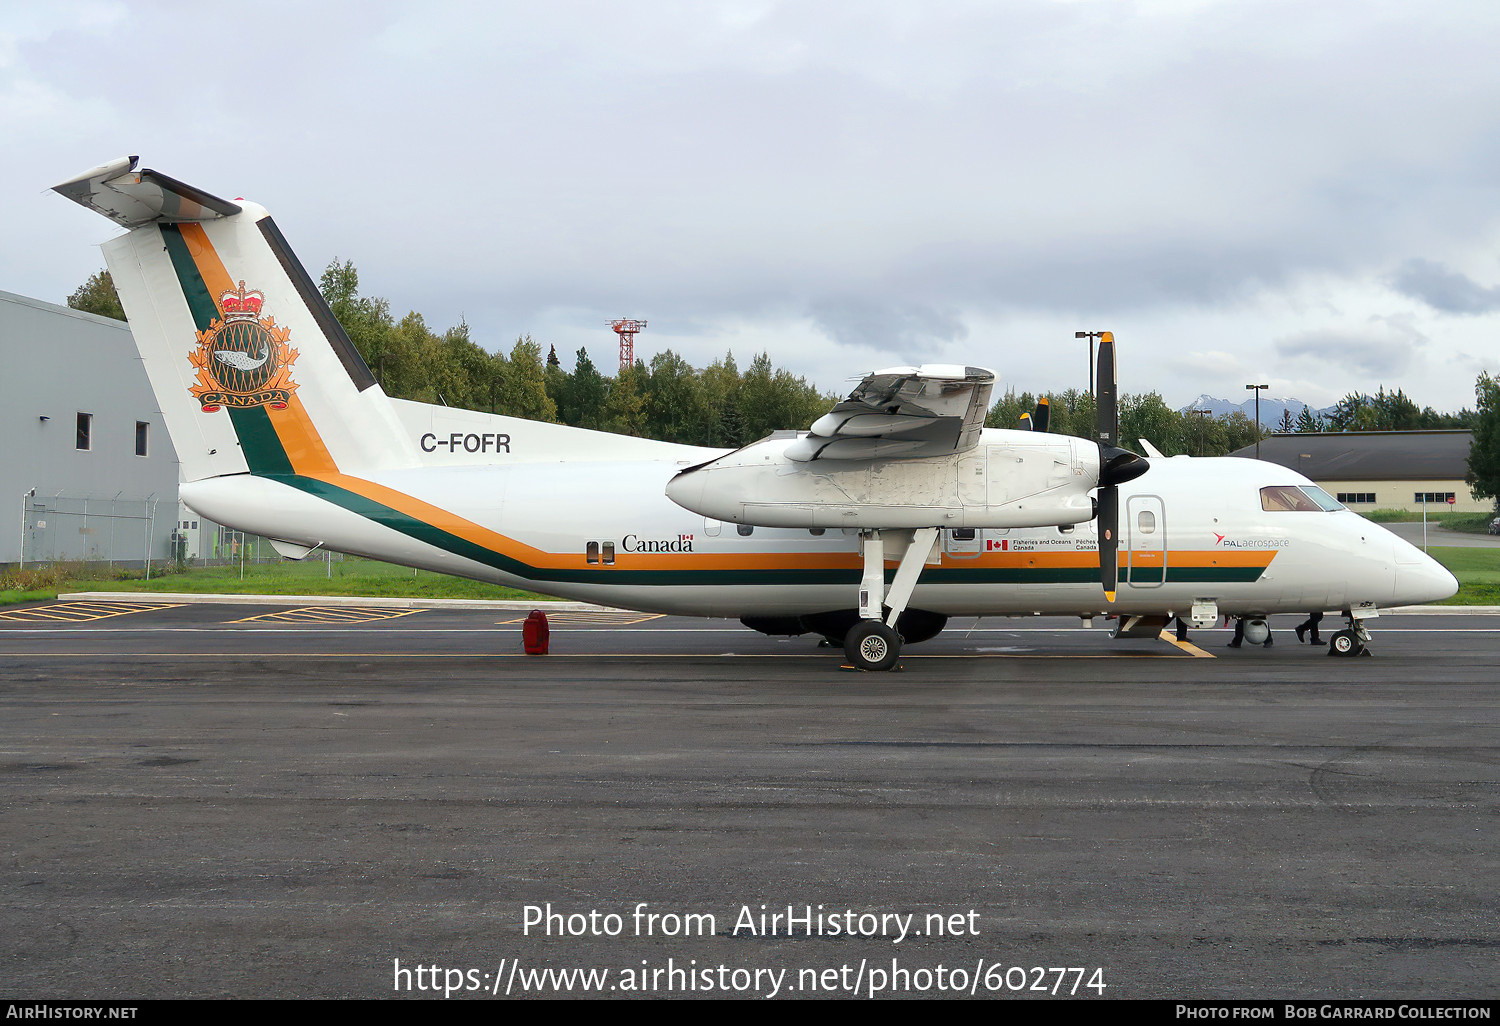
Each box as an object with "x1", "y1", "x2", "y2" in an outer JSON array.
[{"x1": 220, "y1": 280, "x2": 265, "y2": 321}]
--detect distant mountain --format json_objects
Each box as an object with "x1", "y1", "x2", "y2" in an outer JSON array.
[{"x1": 1180, "y1": 394, "x2": 1335, "y2": 428}]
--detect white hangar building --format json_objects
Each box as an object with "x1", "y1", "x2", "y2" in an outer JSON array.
[
  {"x1": 1231, "y1": 430, "x2": 1489, "y2": 514},
  {"x1": 1, "y1": 289, "x2": 190, "y2": 567}
]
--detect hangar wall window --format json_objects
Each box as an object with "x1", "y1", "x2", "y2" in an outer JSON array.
[
  {"x1": 1336, "y1": 492, "x2": 1376, "y2": 505},
  {"x1": 134, "y1": 421, "x2": 149, "y2": 457},
  {"x1": 75, "y1": 412, "x2": 92, "y2": 451},
  {"x1": 1415, "y1": 492, "x2": 1455, "y2": 504}
]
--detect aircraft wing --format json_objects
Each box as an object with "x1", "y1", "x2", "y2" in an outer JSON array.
[
  {"x1": 785, "y1": 364, "x2": 995, "y2": 462},
  {"x1": 53, "y1": 156, "x2": 242, "y2": 228}
]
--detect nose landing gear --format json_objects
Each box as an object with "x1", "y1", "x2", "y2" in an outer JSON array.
[{"x1": 1327, "y1": 611, "x2": 1374, "y2": 657}]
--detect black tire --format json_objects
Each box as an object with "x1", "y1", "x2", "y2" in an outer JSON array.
[
  {"x1": 1329, "y1": 630, "x2": 1362, "y2": 657},
  {"x1": 844, "y1": 621, "x2": 901, "y2": 671}
]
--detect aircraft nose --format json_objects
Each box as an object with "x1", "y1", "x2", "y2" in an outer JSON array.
[{"x1": 1393, "y1": 550, "x2": 1459, "y2": 606}]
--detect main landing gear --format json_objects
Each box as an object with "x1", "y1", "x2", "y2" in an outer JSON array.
[
  {"x1": 842, "y1": 527, "x2": 940, "y2": 672},
  {"x1": 843, "y1": 620, "x2": 902, "y2": 671}
]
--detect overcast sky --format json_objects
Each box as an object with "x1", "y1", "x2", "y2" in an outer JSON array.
[{"x1": 6, "y1": 0, "x2": 1500, "y2": 413}]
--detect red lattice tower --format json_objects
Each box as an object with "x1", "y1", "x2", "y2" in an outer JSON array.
[{"x1": 610, "y1": 319, "x2": 646, "y2": 371}]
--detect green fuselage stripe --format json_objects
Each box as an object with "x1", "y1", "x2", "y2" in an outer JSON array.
[{"x1": 270, "y1": 474, "x2": 1266, "y2": 588}]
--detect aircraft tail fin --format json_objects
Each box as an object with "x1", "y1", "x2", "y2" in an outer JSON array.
[{"x1": 53, "y1": 156, "x2": 416, "y2": 483}]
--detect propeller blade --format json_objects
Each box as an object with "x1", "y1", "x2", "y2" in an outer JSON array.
[
  {"x1": 1095, "y1": 330, "x2": 1117, "y2": 449},
  {"x1": 1098, "y1": 484, "x2": 1119, "y2": 602},
  {"x1": 1019, "y1": 411, "x2": 1032, "y2": 431},
  {"x1": 1033, "y1": 396, "x2": 1050, "y2": 433},
  {"x1": 1091, "y1": 332, "x2": 1134, "y2": 603}
]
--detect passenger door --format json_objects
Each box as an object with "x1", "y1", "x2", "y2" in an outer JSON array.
[{"x1": 1125, "y1": 495, "x2": 1166, "y2": 588}]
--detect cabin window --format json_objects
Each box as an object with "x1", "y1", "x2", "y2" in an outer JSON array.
[
  {"x1": 809, "y1": 528, "x2": 825, "y2": 536},
  {"x1": 951, "y1": 528, "x2": 976, "y2": 541},
  {"x1": 737, "y1": 524, "x2": 754, "y2": 536},
  {"x1": 586, "y1": 541, "x2": 599, "y2": 564},
  {"x1": 1136, "y1": 510, "x2": 1156, "y2": 533},
  {"x1": 602, "y1": 542, "x2": 616, "y2": 565},
  {"x1": 1058, "y1": 524, "x2": 1075, "y2": 534},
  {"x1": 1260, "y1": 485, "x2": 1323, "y2": 512}
]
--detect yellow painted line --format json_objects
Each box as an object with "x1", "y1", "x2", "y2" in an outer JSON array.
[
  {"x1": 1158, "y1": 630, "x2": 1216, "y2": 659},
  {"x1": 0, "y1": 602, "x2": 185, "y2": 623},
  {"x1": 496, "y1": 611, "x2": 665, "y2": 626},
  {"x1": 227, "y1": 607, "x2": 427, "y2": 624},
  {"x1": 1, "y1": 651, "x2": 1200, "y2": 660}
]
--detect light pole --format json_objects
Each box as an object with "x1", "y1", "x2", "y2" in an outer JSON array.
[
  {"x1": 1246, "y1": 383, "x2": 1268, "y2": 459},
  {"x1": 1075, "y1": 331, "x2": 1105, "y2": 396},
  {"x1": 1190, "y1": 408, "x2": 1212, "y2": 457}
]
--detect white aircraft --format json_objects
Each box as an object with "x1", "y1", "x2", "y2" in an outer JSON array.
[{"x1": 52, "y1": 157, "x2": 1459, "y2": 670}]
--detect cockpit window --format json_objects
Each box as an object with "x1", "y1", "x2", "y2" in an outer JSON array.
[
  {"x1": 1298, "y1": 485, "x2": 1345, "y2": 511},
  {"x1": 1260, "y1": 485, "x2": 1325, "y2": 512}
]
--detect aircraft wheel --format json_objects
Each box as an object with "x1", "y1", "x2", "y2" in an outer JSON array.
[
  {"x1": 844, "y1": 621, "x2": 901, "y2": 671},
  {"x1": 1328, "y1": 629, "x2": 1363, "y2": 657}
]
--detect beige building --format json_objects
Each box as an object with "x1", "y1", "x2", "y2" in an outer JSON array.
[{"x1": 1231, "y1": 430, "x2": 1490, "y2": 513}]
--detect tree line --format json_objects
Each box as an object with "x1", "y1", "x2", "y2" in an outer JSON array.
[{"x1": 64, "y1": 264, "x2": 1500, "y2": 502}]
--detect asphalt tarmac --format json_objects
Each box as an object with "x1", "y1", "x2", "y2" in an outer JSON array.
[{"x1": 1, "y1": 600, "x2": 1496, "y2": 1000}]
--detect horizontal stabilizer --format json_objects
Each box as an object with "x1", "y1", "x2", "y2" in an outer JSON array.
[{"x1": 53, "y1": 156, "x2": 242, "y2": 227}]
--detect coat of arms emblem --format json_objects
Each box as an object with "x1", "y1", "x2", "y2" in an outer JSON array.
[{"x1": 188, "y1": 280, "x2": 299, "y2": 411}]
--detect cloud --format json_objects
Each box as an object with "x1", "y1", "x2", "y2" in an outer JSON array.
[
  {"x1": 14, "y1": 1, "x2": 1500, "y2": 416},
  {"x1": 1389, "y1": 259, "x2": 1500, "y2": 315},
  {"x1": 807, "y1": 298, "x2": 968, "y2": 358},
  {"x1": 1273, "y1": 317, "x2": 1429, "y2": 377}
]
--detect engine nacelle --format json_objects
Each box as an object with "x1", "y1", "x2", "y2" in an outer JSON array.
[{"x1": 666, "y1": 428, "x2": 1101, "y2": 530}]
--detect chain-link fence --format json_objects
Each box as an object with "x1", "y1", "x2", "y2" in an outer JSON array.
[
  {"x1": 16, "y1": 493, "x2": 347, "y2": 574},
  {"x1": 19, "y1": 494, "x2": 163, "y2": 569}
]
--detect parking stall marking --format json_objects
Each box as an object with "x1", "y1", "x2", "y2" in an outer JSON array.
[
  {"x1": 228, "y1": 606, "x2": 428, "y2": 624},
  {"x1": 0, "y1": 601, "x2": 186, "y2": 623}
]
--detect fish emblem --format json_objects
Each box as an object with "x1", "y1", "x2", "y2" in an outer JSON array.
[{"x1": 214, "y1": 345, "x2": 270, "y2": 371}]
